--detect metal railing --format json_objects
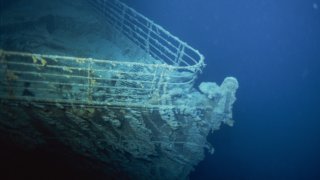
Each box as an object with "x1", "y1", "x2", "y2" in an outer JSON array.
[
  {"x1": 0, "y1": 0, "x2": 205, "y2": 108},
  {"x1": 0, "y1": 49, "x2": 196, "y2": 108},
  {"x1": 88, "y1": 0, "x2": 205, "y2": 72}
]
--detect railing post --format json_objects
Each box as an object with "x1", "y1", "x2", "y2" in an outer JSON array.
[{"x1": 87, "y1": 58, "x2": 94, "y2": 103}]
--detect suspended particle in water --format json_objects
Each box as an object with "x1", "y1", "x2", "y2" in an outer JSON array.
[{"x1": 313, "y1": 3, "x2": 318, "y2": 10}]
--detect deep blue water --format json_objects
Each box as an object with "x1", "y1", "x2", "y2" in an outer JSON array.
[
  {"x1": 123, "y1": 0, "x2": 320, "y2": 179},
  {"x1": 1, "y1": 0, "x2": 319, "y2": 179}
]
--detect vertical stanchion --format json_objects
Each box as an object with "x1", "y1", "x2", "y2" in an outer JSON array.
[{"x1": 87, "y1": 58, "x2": 93, "y2": 103}]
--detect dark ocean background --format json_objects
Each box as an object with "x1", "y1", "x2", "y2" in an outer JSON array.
[
  {"x1": 122, "y1": 0, "x2": 320, "y2": 179},
  {"x1": 1, "y1": 0, "x2": 319, "y2": 179}
]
